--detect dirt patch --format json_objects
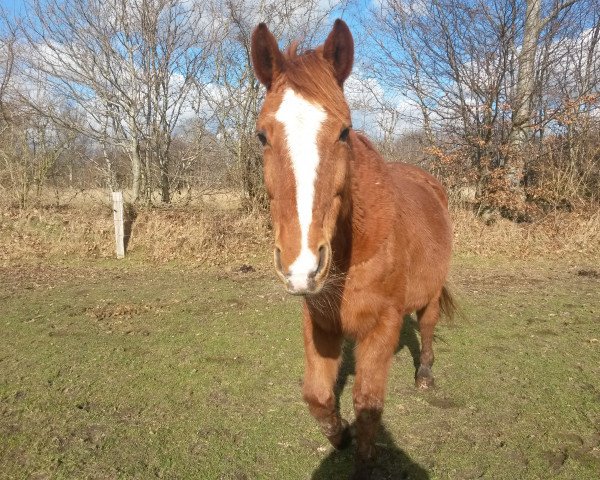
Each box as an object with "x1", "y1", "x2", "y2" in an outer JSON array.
[
  {"x1": 534, "y1": 328, "x2": 559, "y2": 337},
  {"x1": 200, "y1": 355, "x2": 247, "y2": 366},
  {"x1": 549, "y1": 432, "x2": 600, "y2": 470},
  {"x1": 425, "y1": 396, "x2": 464, "y2": 409},
  {"x1": 207, "y1": 389, "x2": 230, "y2": 406},
  {"x1": 543, "y1": 449, "x2": 568, "y2": 470},
  {"x1": 452, "y1": 260, "x2": 600, "y2": 300},
  {"x1": 578, "y1": 269, "x2": 600, "y2": 278},
  {"x1": 0, "y1": 263, "x2": 100, "y2": 294}
]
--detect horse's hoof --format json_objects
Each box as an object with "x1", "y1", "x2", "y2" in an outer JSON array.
[
  {"x1": 328, "y1": 419, "x2": 353, "y2": 450},
  {"x1": 415, "y1": 366, "x2": 435, "y2": 390},
  {"x1": 416, "y1": 377, "x2": 434, "y2": 390}
]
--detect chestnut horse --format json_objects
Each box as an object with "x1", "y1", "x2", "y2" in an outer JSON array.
[{"x1": 251, "y1": 19, "x2": 454, "y2": 473}]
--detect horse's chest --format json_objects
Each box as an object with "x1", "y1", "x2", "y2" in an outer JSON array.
[{"x1": 338, "y1": 263, "x2": 405, "y2": 339}]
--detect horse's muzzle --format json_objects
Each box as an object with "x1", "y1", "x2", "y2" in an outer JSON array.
[{"x1": 275, "y1": 244, "x2": 331, "y2": 296}]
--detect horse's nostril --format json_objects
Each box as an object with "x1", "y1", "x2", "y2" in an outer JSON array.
[{"x1": 313, "y1": 245, "x2": 328, "y2": 277}]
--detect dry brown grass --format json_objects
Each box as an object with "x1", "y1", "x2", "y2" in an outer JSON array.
[
  {"x1": 0, "y1": 199, "x2": 271, "y2": 267},
  {"x1": 126, "y1": 207, "x2": 269, "y2": 265},
  {"x1": 451, "y1": 206, "x2": 600, "y2": 260},
  {"x1": 1, "y1": 191, "x2": 599, "y2": 265}
]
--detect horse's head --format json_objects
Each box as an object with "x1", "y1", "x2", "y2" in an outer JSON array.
[{"x1": 251, "y1": 20, "x2": 354, "y2": 296}]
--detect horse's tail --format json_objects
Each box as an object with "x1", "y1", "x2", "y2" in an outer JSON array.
[{"x1": 439, "y1": 285, "x2": 458, "y2": 321}]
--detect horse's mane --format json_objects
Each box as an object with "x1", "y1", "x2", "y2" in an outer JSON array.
[{"x1": 354, "y1": 132, "x2": 376, "y2": 151}]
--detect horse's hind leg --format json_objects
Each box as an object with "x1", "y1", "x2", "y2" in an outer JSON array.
[
  {"x1": 302, "y1": 309, "x2": 350, "y2": 449},
  {"x1": 416, "y1": 294, "x2": 440, "y2": 389}
]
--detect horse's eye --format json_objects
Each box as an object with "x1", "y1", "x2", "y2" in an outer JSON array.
[
  {"x1": 256, "y1": 131, "x2": 267, "y2": 146},
  {"x1": 339, "y1": 127, "x2": 350, "y2": 142}
]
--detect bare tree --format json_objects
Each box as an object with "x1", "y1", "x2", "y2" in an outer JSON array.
[
  {"x1": 506, "y1": 0, "x2": 581, "y2": 196},
  {"x1": 0, "y1": 15, "x2": 16, "y2": 124},
  {"x1": 368, "y1": 0, "x2": 600, "y2": 217},
  {"x1": 19, "y1": 0, "x2": 213, "y2": 203},
  {"x1": 368, "y1": 0, "x2": 518, "y2": 188},
  {"x1": 136, "y1": 0, "x2": 214, "y2": 203}
]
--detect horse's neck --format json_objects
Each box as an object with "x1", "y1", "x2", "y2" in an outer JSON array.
[{"x1": 337, "y1": 138, "x2": 397, "y2": 267}]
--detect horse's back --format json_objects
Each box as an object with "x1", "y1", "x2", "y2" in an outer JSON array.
[{"x1": 387, "y1": 162, "x2": 448, "y2": 208}]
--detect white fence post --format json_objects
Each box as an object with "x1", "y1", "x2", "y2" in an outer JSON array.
[{"x1": 112, "y1": 191, "x2": 125, "y2": 259}]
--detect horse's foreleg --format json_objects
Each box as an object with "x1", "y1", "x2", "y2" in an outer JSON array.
[
  {"x1": 416, "y1": 295, "x2": 440, "y2": 389},
  {"x1": 302, "y1": 310, "x2": 349, "y2": 449},
  {"x1": 353, "y1": 308, "x2": 402, "y2": 464}
]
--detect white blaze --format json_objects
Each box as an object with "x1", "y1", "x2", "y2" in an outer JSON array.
[{"x1": 275, "y1": 88, "x2": 326, "y2": 289}]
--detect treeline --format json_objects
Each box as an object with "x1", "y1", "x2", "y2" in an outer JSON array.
[
  {"x1": 368, "y1": 0, "x2": 600, "y2": 219},
  {"x1": 1, "y1": 0, "x2": 599, "y2": 219},
  {"x1": 0, "y1": 0, "x2": 340, "y2": 208}
]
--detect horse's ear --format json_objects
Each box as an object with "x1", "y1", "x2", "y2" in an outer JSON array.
[
  {"x1": 251, "y1": 23, "x2": 285, "y2": 90},
  {"x1": 323, "y1": 19, "x2": 354, "y2": 86}
]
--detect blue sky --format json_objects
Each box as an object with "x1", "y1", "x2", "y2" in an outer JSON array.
[
  {"x1": 2, "y1": 0, "x2": 25, "y2": 14},
  {"x1": 2, "y1": 0, "x2": 28, "y2": 29}
]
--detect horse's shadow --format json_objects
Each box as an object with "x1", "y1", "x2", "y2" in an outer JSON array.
[{"x1": 312, "y1": 316, "x2": 430, "y2": 480}]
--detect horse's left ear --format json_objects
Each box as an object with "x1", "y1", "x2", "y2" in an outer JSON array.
[{"x1": 323, "y1": 19, "x2": 354, "y2": 86}]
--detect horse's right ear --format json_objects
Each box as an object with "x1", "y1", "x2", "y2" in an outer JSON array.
[
  {"x1": 323, "y1": 19, "x2": 354, "y2": 86},
  {"x1": 251, "y1": 23, "x2": 284, "y2": 90}
]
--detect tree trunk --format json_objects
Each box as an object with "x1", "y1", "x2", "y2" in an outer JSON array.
[
  {"x1": 130, "y1": 137, "x2": 142, "y2": 202},
  {"x1": 159, "y1": 151, "x2": 170, "y2": 204},
  {"x1": 144, "y1": 146, "x2": 152, "y2": 205},
  {"x1": 507, "y1": 0, "x2": 542, "y2": 197},
  {"x1": 102, "y1": 140, "x2": 115, "y2": 191}
]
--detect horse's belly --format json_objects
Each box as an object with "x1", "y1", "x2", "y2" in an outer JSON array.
[
  {"x1": 338, "y1": 253, "x2": 449, "y2": 335},
  {"x1": 403, "y1": 253, "x2": 450, "y2": 311}
]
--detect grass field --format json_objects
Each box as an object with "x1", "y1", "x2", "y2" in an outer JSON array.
[{"x1": 1, "y1": 255, "x2": 599, "y2": 479}]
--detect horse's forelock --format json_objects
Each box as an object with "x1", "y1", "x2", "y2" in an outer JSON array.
[
  {"x1": 278, "y1": 48, "x2": 349, "y2": 121},
  {"x1": 285, "y1": 41, "x2": 300, "y2": 59}
]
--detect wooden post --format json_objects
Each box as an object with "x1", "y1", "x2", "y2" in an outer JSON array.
[{"x1": 112, "y1": 191, "x2": 125, "y2": 259}]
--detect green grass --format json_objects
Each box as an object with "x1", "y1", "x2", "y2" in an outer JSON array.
[{"x1": 1, "y1": 257, "x2": 599, "y2": 479}]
